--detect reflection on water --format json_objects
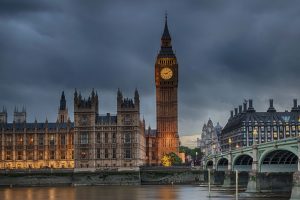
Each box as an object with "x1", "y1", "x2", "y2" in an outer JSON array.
[{"x1": 0, "y1": 185, "x2": 289, "y2": 200}]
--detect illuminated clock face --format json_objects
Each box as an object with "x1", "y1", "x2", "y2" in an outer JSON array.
[{"x1": 160, "y1": 67, "x2": 173, "y2": 80}]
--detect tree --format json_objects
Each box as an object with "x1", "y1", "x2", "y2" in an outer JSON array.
[
  {"x1": 168, "y1": 152, "x2": 182, "y2": 166},
  {"x1": 161, "y1": 152, "x2": 182, "y2": 166},
  {"x1": 179, "y1": 146, "x2": 203, "y2": 165}
]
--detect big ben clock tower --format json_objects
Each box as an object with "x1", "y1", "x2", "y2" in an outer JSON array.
[{"x1": 155, "y1": 15, "x2": 179, "y2": 163}]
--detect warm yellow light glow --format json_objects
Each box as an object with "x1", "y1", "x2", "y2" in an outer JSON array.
[
  {"x1": 161, "y1": 155, "x2": 171, "y2": 167},
  {"x1": 160, "y1": 67, "x2": 173, "y2": 80},
  {"x1": 253, "y1": 129, "x2": 258, "y2": 137},
  {"x1": 228, "y1": 138, "x2": 232, "y2": 144}
]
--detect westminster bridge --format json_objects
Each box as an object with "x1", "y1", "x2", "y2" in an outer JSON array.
[{"x1": 202, "y1": 137, "x2": 300, "y2": 199}]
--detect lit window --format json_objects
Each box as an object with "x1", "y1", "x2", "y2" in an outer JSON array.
[
  {"x1": 286, "y1": 126, "x2": 290, "y2": 131},
  {"x1": 49, "y1": 134, "x2": 55, "y2": 145},
  {"x1": 38, "y1": 151, "x2": 43, "y2": 160},
  {"x1": 273, "y1": 132, "x2": 278, "y2": 139}
]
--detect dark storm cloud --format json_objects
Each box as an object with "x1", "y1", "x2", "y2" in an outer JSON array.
[
  {"x1": 1, "y1": 0, "x2": 300, "y2": 136},
  {"x1": 0, "y1": 0, "x2": 58, "y2": 15}
]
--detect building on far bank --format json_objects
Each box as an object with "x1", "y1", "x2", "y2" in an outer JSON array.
[
  {"x1": 221, "y1": 99, "x2": 300, "y2": 152},
  {"x1": 0, "y1": 89, "x2": 147, "y2": 170},
  {"x1": 74, "y1": 89, "x2": 146, "y2": 170},
  {"x1": 145, "y1": 126, "x2": 157, "y2": 166},
  {"x1": 0, "y1": 16, "x2": 181, "y2": 169},
  {"x1": 198, "y1": 119, "x2": 222, "y2": 157},
  {"x1": 0, "y1": 92, "x2": 74, "y2": 169},
  {"x1": 154, "y1": 15, "x2": 180, "y2": 164}
]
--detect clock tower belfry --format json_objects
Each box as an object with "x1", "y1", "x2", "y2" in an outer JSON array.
[{"x1": 155, "y1": 15, "x2": 179, "y2": 163}]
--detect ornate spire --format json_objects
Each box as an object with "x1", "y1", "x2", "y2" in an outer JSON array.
[
  {"x1": 134, "y1": 88, "x2": 139, "y2": 99},
  {"x1": 159, "y1": 14, "x2": 174, "y2": 57},
  {"x1": 60, "y1": 91, "x2": 67, "y2": 110},
  {"x1": 117, "y1": 88, "x2": 123, "y2": 99},
  {"x1": 91, "y1": 88, "x2": 95, "y2": 98},
  {"x1": 162, "y1": 12, "x2": 171, "y2": 39}
]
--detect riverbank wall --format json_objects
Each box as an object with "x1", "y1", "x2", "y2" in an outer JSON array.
[{"x1": 0, "y1": 167, "x2": 204, "y2": 187}]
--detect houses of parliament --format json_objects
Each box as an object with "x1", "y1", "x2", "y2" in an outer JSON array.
[{"x1": 0, "y1": 17, "x2": 180, "y2": 170}]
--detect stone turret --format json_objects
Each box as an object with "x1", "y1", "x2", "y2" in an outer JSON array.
[
  {"x1": 74, "y1": 89, "x2": 99, "y2": 128},
  {"x1": 58, "y1": 91, "x2": 69, "y2": 123},
  {"x1": 0, "y1": 107, "x2": 7, "y2": 124},
  {"x1": 14, "y1": 106, "x2": 26, "y2": 123},
  {"x1": 74, "y1": 89, "x2": 99, "y2": 114}
]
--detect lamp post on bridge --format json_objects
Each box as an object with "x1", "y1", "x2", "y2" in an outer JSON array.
[
  {"x1": 246, "y1": 128, "x2": 259, "y2": 193},
  {"x1": 202, "y1": 149, "x2": 206, "y2": 170},
  {"x1": 223, "y1": 137, "x2": 234, "y2": 188},
  {"x1": 195, "y1": 151, "x2": 198, "y2": 166},
  {"x1": 212, "y1": 144, "x2": 216, "y2": 170},
  {"x1": 228, "y1": 138, "x2": 232, "y2": 171},
  {"x1": 290, "y1": 136, "x2": 300, "y2": 199},
  {"x1": 252, "y1": 129, "x2": 258, "y2": 172}
]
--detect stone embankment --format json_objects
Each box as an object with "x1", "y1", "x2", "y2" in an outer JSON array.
[{"x1": 0, "y1": 167, "x2": 205, "y2": 187}]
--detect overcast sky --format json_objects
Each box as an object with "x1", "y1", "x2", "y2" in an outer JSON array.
[{"x1": 1, "y1": 0, "x2": 300, "y2": 137}]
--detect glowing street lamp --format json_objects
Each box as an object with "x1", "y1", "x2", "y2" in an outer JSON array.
[
  {"x1": 212, "y1": 144, "x2": 216, "y2": 154},
  {"x1": 228, "y1": 138, "x2": 232, "y2": 151},
  {"x1": 253, "y1": 129, "x2": 258, "y2": 145}
]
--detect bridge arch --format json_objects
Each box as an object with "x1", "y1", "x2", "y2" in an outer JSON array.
[
  {"x1": 206, "y1": 160, "x2": 213, "y2": 169},
  {"x1": 259, "y1": 148, "x2": 298, "y2": 172},
  {"x1": 233, "y1": 154, "x2": 253, "y2": 172},
  {"x1": 216, "y1": 158, "x2": 228, "y2": 171}
]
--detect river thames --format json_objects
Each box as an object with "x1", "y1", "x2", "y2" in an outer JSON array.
[{"x1": 0, "y1": 185, "x2": 289, "y2": 200}]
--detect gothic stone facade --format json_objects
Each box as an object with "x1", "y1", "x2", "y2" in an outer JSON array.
[
  {"x1": 74, "y1": 89, "x2": 146, "y2": 170},
  {"x1": 0, "y1": 17, "x2": 180, "y2": 169},
  {"x1": 0, "y1": 89, "x2": 146, "y2": 170},
  {"x1": 0, "y1": 92, "x2": 74, "y2": 169},
  {"x1": 198, "y1": 119, "x2": 222, "y2": 157},
  {"x1": 154, "y1": 16, "x2": 180, "y2": 163}
]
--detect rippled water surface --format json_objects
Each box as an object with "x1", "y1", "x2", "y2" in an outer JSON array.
[{"x1": 0, "y1": 185, "x2": 289, "y2": 200}]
